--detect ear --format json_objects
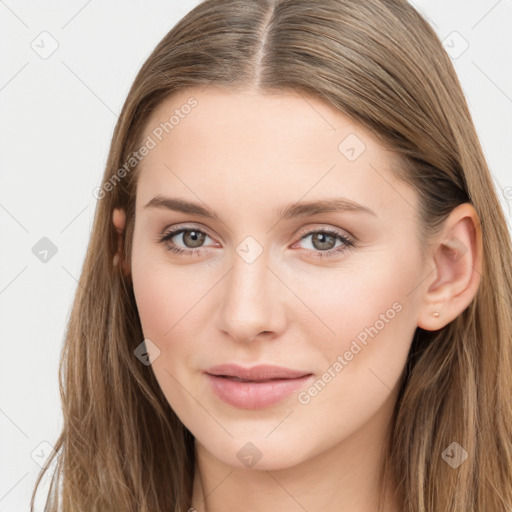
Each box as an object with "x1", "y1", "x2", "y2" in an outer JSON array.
[
  {"x1": 417, "y1": 203, "x2": 483, "y2": 331},
  {"x1": 112, "y1": 207, "x2": 131, "y2": 278}
]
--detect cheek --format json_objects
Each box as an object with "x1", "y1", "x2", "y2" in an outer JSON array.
[
  {"x1": 293, "y1": 248, "x2": 422, "y2": 420},
  {"x1": 131, "y1": 251, "x2": 207, "y2": 413},
  {"x1": 293, "y1": 251, "x2": 419, "y2": 350},
  {"x1": 131, "y1": 241, "x2": 216, "y2": 396},
  {"x1": 132, "y1": 240, "x2": 206, "y2": 340},
  {"x1": 132, "y1": 269, "x2": 175, "y2": 341}
]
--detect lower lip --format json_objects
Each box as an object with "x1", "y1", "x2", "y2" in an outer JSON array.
[{"x1": 205, "y1": 373, "x2": 314, "y2": 410}]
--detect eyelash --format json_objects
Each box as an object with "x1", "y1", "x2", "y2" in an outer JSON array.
[{"x1": 157, "y1": 225, "x2": 355, "y2": 259}]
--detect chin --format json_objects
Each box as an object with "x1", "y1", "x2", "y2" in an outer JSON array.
[{"x1": 195, "y1": 432, "x2": 315, "y2": 472}]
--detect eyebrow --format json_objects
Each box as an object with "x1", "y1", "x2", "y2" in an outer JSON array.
[{"x1": 143, "y1": 195, "x2": 377, "y2": 220}]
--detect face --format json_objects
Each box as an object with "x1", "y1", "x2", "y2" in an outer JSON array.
[{"x1": 130, "y1": 87, "x2": 426, "y2": 470}]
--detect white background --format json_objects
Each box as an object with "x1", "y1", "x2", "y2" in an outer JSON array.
[{"x1": 1, "y1": 1, "x2": 511, "y2": 510}]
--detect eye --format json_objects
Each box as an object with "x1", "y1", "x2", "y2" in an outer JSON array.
[
  {"x1": 157, "y1": 225, "x2": 355, "y2": 259},
  {"x1": 292, "y1": 228, "x2": 355, "y2": 259},
  {"x1": 157, "y1": 225, "x2": 215, "y2": 256}
]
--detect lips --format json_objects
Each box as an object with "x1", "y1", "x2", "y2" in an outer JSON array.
[
  {"x1": 205, "y1": 363, "x2": 311, "y2": 381},
  {"x1": 204, "y1": 363, "x2": 314, "y2": 409}
]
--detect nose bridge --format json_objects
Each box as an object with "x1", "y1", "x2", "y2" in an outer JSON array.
[{"x1": 217, "y1": 245, "x2": 280, "y2": 342}]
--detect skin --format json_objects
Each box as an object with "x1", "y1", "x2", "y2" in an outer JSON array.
[{"x1": 112, "y1": 87, "x2": 482, "y2": 511}]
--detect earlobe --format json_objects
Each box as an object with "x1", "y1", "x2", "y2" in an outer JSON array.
[
  {"x1": 112, "y1": 208, "x2": 131, "y2": 277},
  {"x1": 113, "y1": 208, "x2": 126, "y2": 234},
  {"x1": 417, "y1": 203, "x2": 482, "y2": 331}
]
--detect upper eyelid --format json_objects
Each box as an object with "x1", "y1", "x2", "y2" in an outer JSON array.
[
  {"x1": 296, "y1": 225, "x2": 354, "y2": 241},
  {"x1": 163, "y1": 224, "x2": 216, "y2": 241},
  {"x1": 162, "y1": 223, "x2": 350, "y2": 237}
]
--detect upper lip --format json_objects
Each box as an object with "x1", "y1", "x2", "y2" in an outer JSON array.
[{"x1": 206, "y1": 363, "x2": 312, "y2": 381}]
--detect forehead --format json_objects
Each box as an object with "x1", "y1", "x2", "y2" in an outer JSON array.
[
  {"x1": 134, "y1": 87, "x2": 415, "y2": 221},
  {"x1": 140, "y1": 86, "x2": 369, "y2": 160}
]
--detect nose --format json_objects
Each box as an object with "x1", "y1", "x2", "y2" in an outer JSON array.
[{"x1": 216, "y1": 251, "x2": 286, "y2": 344}]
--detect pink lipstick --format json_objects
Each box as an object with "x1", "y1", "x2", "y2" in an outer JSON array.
[{"x1": 205, "y1": 363, "x2": 313, "y2": 409}]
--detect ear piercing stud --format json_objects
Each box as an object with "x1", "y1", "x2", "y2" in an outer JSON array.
[{"x1": 432, "y1": 311, "x2": 440, "y2": 318}]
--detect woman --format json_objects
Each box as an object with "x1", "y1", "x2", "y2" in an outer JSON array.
[{"x1": 31, "y1": 0, "x2": 512, "y2": 510}]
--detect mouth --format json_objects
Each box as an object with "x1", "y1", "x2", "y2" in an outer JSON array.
[
  {"x1": 211, "y1": 375, "x2": 304, "y2": 383},
  {"x1": 205, "y1": 363, "x2": 312, "y2": 381},
  {"x1": 204, "y1": 364, "x2": 314, "y2": 409}
]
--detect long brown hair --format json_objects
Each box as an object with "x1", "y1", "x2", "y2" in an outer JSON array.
[{"x1": 31, "y1": 0, "x2": 512, "y2": 510}]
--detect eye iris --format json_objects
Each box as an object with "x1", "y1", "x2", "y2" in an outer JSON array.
[
  {"x1": 311, "y1": 232, "x2": 336, "y2": 251},
  {"x1": 183, "y1": 230, "x2": 206, "y2": 248}
]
